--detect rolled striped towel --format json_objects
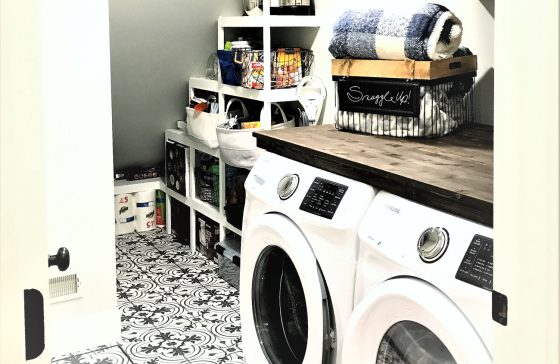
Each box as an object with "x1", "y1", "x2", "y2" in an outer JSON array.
[{"x1": 328, "y1": 3, "x2": 463, "y2": 61}]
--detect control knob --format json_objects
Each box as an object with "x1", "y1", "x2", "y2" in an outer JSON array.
[
  {"x1": 417, "y1": 227, "x2": 449, "y2": 263},
  {"x1": 277, "y1": 174, "x2": 299, "y2": 200}
]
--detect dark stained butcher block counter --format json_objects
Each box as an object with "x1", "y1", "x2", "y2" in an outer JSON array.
[{"x1": 254, "y1": 125, "x2": 493, "y2": 227}]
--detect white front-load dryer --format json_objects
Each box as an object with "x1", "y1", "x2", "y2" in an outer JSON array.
[
  {"x1": 343, "y1": 191, "x2": 494, "y2": 364},
  {"x1": 240, "y1": 152, "x2": 376, "y2": 364}
]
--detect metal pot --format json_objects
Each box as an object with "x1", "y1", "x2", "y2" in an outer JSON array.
[
  {"x1": 243, "y1": 0, "x2": 262, "y2": 16},
  {"x1": 281, "y1": 0, "x2": 310, "y2": 6}
]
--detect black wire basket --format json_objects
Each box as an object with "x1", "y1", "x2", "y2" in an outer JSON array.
[
  {"x1": 334, "y1": 73, "x2": 476, "y2": 138},
  {"x1": 195, "y1": 167, "x2": 219, "y2": 206},
  {"x1": 240, "y1": 48, "x2": 314, "y2": 90}
]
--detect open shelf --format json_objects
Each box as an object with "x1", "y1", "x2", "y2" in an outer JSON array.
[
  {"x1": 165, "y1": 129, "x2": 247, "y2": 254},
  {"x1": 218, "y1": 15, "x2": 321, "y2": 28},
  {"x1": 190, "y1": 77, "x2": 301, "y2": 103},
  {"x1": 220, "y1": 83, "x2": 300, "y2": 102},
  {"x1": 114, "y1": 177, "x2": 164, "y2": 195}
]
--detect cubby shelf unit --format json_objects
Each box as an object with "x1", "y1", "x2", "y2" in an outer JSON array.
[
  {"x1": 216, "y1": 14, "x2": 320, "y2": 129},
  {"x1": 165, "y1": 129, "x2": 243, "y2": 253}
]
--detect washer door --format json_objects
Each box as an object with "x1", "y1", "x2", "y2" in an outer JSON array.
[
  {"x1": 342, "y1": 278, "x2": 492, "y2": 364},
  {"x1": 240, "y1": 213, "x2": 333, "y2": 364}
]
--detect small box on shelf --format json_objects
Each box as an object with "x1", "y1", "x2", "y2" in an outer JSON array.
[{"x1": 196, "y1": 212, "x2": 220, "y2": 261}]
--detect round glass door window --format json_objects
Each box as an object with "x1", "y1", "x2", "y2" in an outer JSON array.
[
  {"x1": 377, "y1": 321, "x2": 456, "y2": 364},
  {"x1": 252, "y1": 246, "x2": 308, "y2": 363}
]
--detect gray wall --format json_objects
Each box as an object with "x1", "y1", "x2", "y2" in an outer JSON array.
[
  {"x1": 111, "y1": 1, "x2": 494, "y2": 171},
  {"x1": 110, "y1": 0, "x2": 241, "y2": 171}
]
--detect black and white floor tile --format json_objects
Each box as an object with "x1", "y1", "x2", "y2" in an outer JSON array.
[{"x1": 52, "y1": 229, "x2": 244, "y2": 364}]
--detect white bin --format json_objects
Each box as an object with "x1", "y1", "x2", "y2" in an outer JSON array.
[
  {"x1": 114, "y1": 193, "x2": 135, "y2": 235},
  {"x1": 186, "y1": 107, "x2": 221, "y2": 148},
  {"x1": 134, "y1": 190, "x2": 156, "y2": 232}
]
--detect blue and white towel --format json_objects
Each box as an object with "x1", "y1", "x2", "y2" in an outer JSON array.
[{"x1": 328, "y1": 3, "x2": 463, "y2": 61}]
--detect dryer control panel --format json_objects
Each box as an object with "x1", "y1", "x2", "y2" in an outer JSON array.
[
  {"x1": 299, "y1": 177, "x2": 348, "y2": 219},
  {"x1": 455, "y1": 234, "x2": 493, "y2": 291}
]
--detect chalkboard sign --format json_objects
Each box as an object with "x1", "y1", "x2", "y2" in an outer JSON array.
[{"x1": 337, "y1": 78, "x2": 421, "y2": 117}]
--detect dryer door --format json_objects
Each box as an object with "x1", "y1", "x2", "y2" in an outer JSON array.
[
  {"x1": 342, "y1": 278, "x2": 492, "y2": 364},
  {"x1": 240, "y1": 213, "x2": 334, "y2": 364}
]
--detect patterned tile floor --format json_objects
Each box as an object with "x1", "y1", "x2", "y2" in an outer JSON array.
[{"x1": 52, "y1": 229, "x2": 244, "y2": 364}]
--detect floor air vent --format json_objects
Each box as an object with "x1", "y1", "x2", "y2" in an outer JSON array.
[{"x1": 49, "y1": 274, "x2": 80, "y2": 302}]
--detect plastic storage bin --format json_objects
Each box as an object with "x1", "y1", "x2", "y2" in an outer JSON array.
[{"x1": 215, "y1": 238, "x2": 241, "y2": 289}]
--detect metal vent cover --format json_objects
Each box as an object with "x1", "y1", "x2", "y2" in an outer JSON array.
[{"x1": 49, "y1": 274, "x2": 79, "y2": 299}]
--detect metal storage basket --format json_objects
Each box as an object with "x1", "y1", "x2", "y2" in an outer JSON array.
[
  {"x1": 334, "y1": 73, "x2": 476, "y2": 138},
  {"x1": 240, "y1": 48, "x2": 314, "y2": 90},
  {"x1": 195, "y1": 167, "x2": 219, "y2": 206}
]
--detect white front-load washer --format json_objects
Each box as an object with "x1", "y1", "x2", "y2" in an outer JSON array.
[
  {"x1": 240, "y1": 152, "x2": 376, "y2": 364},
  {"x1": 342, "y1": 191, "x2": 494, "y2": 364}
]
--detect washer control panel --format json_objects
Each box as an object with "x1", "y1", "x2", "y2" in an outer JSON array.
[
  {"x1": 455, "y1": 234, "x2": 493, "y2": 291},
  {"x1": 299, "y1": 177, "x2": 348, "y2": 219}
]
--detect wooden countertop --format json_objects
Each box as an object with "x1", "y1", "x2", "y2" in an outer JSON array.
[{"x1": 254, "y1": 125, "x2": 493, "y2": 226}]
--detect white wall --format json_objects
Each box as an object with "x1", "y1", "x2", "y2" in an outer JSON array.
[{"x1": 312, "y1": 0, "x2": 494, "y2": 125}]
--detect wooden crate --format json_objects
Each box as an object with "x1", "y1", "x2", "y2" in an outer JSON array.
[{"x1": 331, "y1": 55, "x2": 477, "y2": 80}]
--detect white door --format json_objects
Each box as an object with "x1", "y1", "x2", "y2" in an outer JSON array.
[
  {"x1": 1, "y1": 0, "x2": 118, "y2": 361},
  {"x1": 342, "y1": 278, "x2": 492, "y2": 364},
  {"x1": 240, "y1": 213, "x2": 334, "y2": 364},
  {"x1": 41, "y1": 0, "x2": 120, "y2": 357},
  {"x1": 1, "y1": 0, "x2": 51, "y2": 362}
]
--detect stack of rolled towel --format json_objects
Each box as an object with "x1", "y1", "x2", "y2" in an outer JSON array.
[
  {"x1": 329, "y1": 3, "x2": 463, "y2": 61},
  {"x1": 330, "y1": 3, "x2": 473, "y2": 137}
]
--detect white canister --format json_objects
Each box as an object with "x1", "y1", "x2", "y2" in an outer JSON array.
[
  {"x1": 134, "y1": 190, "x2": 157, "y2": 232},
  {"x1": 114, "y1": 193, "x2": 135, "y2": 235}
]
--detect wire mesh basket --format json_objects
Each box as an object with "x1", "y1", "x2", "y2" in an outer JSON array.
[
  {"x1": 240, "y1": 48, "x2": 314, "y2": 90},
  {"x1": 195, "y1": 166, "x2": 219, "y2": 206},
  {"x1": 334, "y1": 74, "x2": 476, "y2": 138}
]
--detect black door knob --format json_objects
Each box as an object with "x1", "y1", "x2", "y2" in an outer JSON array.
[{"x1": 48, "y1": 247, "x2": 70, "y2": 271}]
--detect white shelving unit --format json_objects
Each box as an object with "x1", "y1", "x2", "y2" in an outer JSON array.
[
  {"x1": 216, "y1": 13, "x2": 320, "y2": 129},
  {"x1": 172, "y1": 11, "x2": 319, "y2": 254},
  {"x1": 165, "y1": 129, "x2": 243, "y2": 254}
]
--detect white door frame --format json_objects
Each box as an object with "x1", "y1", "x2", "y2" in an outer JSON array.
[{"x1": 494, "y1": 0, "x2": 559, "y2": 362}]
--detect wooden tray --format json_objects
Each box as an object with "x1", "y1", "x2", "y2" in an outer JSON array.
[{"x1": 331, "y1": 55, "x2": 477, "y2": 80}]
